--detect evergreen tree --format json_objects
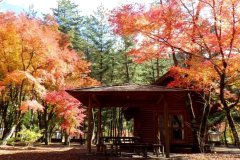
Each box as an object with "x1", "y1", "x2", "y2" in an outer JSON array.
[
  {"x1": 24, "y1": 5, "x2": 38, "y2": 19},
  {"x1": 113, "y1": 36, "x2": 172, "y2": 84},
  {"x1": 83, "y1": 5, "x2": 114, "y2": 83},
  {"x1": 52, "y1": 0, "x2": 86, "y2": 51}
]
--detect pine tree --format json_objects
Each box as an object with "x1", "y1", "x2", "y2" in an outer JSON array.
[
  {"x1": 83, "y1": 5, "x2": 114, "y2": 83},
  {"x1": 52, "y1": 0, "x2": 86, "y2": 52}
]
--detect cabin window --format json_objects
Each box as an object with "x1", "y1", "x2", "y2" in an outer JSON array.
[{"x1": 170, "y1": 115, "x2": 184, "y2": 140}]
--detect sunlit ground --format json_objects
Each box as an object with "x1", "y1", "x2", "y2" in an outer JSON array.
[{"x1": 0, "y1": 143, "x2": 239, "y2": 160}]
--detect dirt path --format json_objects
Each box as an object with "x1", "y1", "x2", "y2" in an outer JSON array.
[{"x1": 0, "y1": 144, "x2": 85, "y2": 160}]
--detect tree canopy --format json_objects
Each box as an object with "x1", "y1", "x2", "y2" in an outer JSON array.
[
  {"x1": 110, "y1": 0, "x2": 240, "y2": 146},
  {"x1": 0, "y1": 12, "x2": 98, "y2": 144}
]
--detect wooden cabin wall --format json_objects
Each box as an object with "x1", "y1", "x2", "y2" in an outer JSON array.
[
  {"x1": 134, "y1": 107, "x2": 156, "y2": 143},
  {"x1": 167, "y1": 98, "x2": 194, "y2": 145},
  {"x1": 133, "y1": 97, "x2": 197, "y2": 145}
]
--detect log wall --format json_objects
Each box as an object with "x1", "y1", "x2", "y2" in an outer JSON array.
[{"x1": 133, "y1": 95, "x2": 203, "y2": 146}]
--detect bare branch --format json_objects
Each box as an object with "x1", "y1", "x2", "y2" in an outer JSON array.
[{"x1": 229, "y1": 93, "x2": 240, "y2": 109}]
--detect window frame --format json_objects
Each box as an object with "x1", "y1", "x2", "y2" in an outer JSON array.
[{"x1": 169, "y1": 113, "x2": 185, "y2": 143}]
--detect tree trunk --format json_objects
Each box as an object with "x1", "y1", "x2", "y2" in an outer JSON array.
[
  {"x1": 187, "y1": 94, "x2": 201, "y2": 152},
  {"x1": 199, "y1": 105, "x2": 210, "y2": 152},
  {"x1": 1, "y1": 105, "x2": 9, "y2": 139},
  {"x1": 87, "y1": 101, "x2": 94, "y2": 153},
  {"x1": 1, "y1": 124, "x2": 17, "y2": 146},
  {"x1": 113, "y1": 108, "x2": 117, "y2": 137},
  {"x1": 44, "y1": 108, "x2": 49, "y2": 145},
  {"x1": 99, "y1": 54, "x2": 103, "y2": 82},
  {"x1": 224, "y1": 121, "x2": 228, "y2": 147},
  {"x1": 30, "y1": 109, "x2": 34, "y2": 127},
  {"x1": 171, "y1": 47, "x2": 178, "y2": 67},
  {"x1": 91, "y1": 109, "x2": 96, "y2": 144},
  {"x1": 151, "y1": 60, "x2": 155, "y2": 81},
  {"x1": 124, "y1": 51, "x2": 130, "y2": 83},
  {"x1": 110, "y1": 57, "x2": 115, "y2": 83},
  {"x1": 225, "y1": 109, "x2": 240, "y2": 148},
  {"x1": 156, "y1": 58, "x2": 160, "y2": 79},
  {"x1": 218, "y1": 70, "x2": 240, "y2": 147},
  {"x1": 63, "y1": 131, "x2": 70, "y2": 146},
  {"x1": 97, "y1": 108, "x2": 102, "y2": 148},
  {"x1": 119, "y1": 108, "x2": 123, "y2": 137},
  {"x1": 44, "y1": 130, "x2": 50, "y2": 145}
]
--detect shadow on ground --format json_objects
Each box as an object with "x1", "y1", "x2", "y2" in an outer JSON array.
[{"x1": 0, "y1": 144, "x2": 240, "y2": 160}]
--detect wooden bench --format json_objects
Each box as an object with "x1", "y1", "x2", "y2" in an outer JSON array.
[
  {"x1": 99, "y1": 137, "x2": 165, "y2": 157},
  {"x1": 118, "y1": 143, "x2": 151, "y2": 157},
  {"x1": 101, "y1": 136, "x2": 140, "y2": 143},
  {"x1": 99, "y1": 136, "x2": 144, "y2": 156}
]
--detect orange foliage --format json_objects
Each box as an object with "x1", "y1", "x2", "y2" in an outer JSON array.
[
  {"x1": 110, "y1": 0, "x2": 240, "y2": 93},
  {"x1": 20, "y1": 100, "x2": 44, "y2": 113},
  {"x1": 45, "y1": 91, "x2": 85, "y2": 135},
  {"x1": 0, "y1": 12, "x2": 99, "y2": 133}
]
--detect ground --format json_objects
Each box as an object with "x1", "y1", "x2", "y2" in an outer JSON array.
[{"x1": 0, "y1": 143, "x2": 239, "y2": 160}]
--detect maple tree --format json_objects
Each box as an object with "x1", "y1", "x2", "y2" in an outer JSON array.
[
  {"x1": 111, "y1": 0, "x2": 240, "y2": 147},
  {"x1": 45, "y1": 91, "x2": 85, "y2": 135},
  {"x1": 0, "y1": 12, "x2": 98, "y2": 145}
]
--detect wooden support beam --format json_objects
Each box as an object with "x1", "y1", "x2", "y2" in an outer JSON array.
[
  {"x1": 92, "y1": 94, "x2": 101, "y2": 107},
  {"x1": 87, "y1": 95, "x2": 94, "y2": 154},
  {"x1": 163, "y1": 100, "x2": 170, "y2": 158},
  {"x1": 96, "y1": 107, "x2": 102, "y2": 152},
  {"x1": 156, "y1": 114, "x2": 161, "y2": 144}
]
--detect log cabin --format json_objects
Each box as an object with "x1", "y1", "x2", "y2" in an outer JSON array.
[{"x1": 67, "y1": 81, "x2": 205, "y2": 157}]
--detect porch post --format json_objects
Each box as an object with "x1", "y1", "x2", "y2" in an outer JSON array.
[
  {"x1": 96, "y1": 107, "x2": 102, "y2": 151},
  {"x1": 87, "y1": 95, "x2": 94, "y2": 154},
  {"x1": 163, "y1": 100, "x2": 170, "y2": 158},
  {"x1": 156, "y1": 114, "x2": 161, "y2": 144}
]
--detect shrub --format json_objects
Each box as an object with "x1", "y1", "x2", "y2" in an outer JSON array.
[
  {"x1": 18, "y1": 126, "x2": 43, "y2": 146},
  {"x1": 7, "y1": 137, "x2": 17, "y2": 146}
]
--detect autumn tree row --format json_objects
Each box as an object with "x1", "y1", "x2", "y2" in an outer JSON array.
[
  {"x1": 0, "y1": 12, "x2": 98, "y2": 145},
  {"x1": 0, "y1": 0, "x2": 166, "y2": 146}
]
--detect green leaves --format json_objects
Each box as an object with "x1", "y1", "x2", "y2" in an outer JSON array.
[
  {"x1": 18, "y1": 125, "x2": 43, "y2": 146},
  {"x1": 52, "y1": 0, "x2": 85, "y2": 52}
]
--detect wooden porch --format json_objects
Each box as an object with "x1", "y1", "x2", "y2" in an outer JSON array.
[{"x1": 67, "y1": 84, "x2": 191, "y2": 158}]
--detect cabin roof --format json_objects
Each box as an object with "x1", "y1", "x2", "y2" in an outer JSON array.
[
  {"x1": 67, "y1": 84, "x2": 189, "y2": 93},
  {"x1": 66, "y1": 84, "x2": 191, "y2": 107}
]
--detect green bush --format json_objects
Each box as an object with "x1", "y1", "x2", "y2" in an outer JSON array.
[
  {"x1": 18, "y1": 126, "x2": 43, "y2": 146},
  {"x1": 7, "y1": 137, "x2": 18, "y2": 146}
]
